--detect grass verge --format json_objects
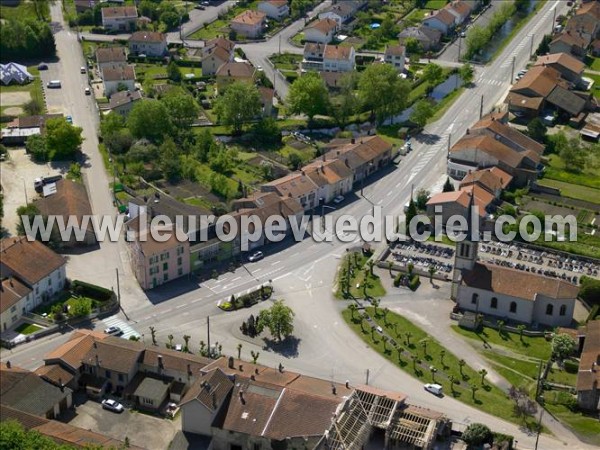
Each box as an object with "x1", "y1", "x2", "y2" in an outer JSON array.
[
  {"x1": 335, "y1": 253, "x2": 386, "y2": 299},
  {"x1": 544, "y1": 391, "x2": 600, "y2": 446},
  {"x1": 14, "y1": 323, "x2": 43, "y2": 335}
]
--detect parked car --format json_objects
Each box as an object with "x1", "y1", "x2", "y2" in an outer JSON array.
[
  {"x1": 333, "y1": 195, "x2": 345, "y2": 204},
  {"x1": 80, "y1": 66, "x2": 86, "y2": 74},
  {"x1": 175, "y1": 344, "x2": 183, "y2": 352},
  {"x1": 66, "y1": 115, "x2": 73, "y2": 124},
  {"x1": 248, "y1": 251, "x2": 264, "y2": 262},
  {"x1": 38, "y1": 63, "x2": 48, "y2": 70},
  {"x1": 47, "y1": 80, "x2": 61, "y2": 88},
  {"x1": 84, "y1": 87, "x2": 91, "y2": 95},
  {"x1": 424, "y1": 383, "x2": 443, "y2": 396},
  {"x1": 104, "y1": 326, "x2": 123, "y2": 336},
  {"x1": 102, "y1": 399, "x2": 124, "y2": 413}
]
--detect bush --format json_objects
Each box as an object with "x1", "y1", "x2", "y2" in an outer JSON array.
[
  {"x1": 219, "y1": 285, "x2": 273, "y2": 311},
  {"x1": 564, "y1": 359, "x2": 579, "y2": 374},
  {"x1": 492, "y1": 432, "x2": 514, "y2": 449},
  {"x1": 71, "y1": 280, "x2": 114, "y2": 301},
  {"x1": 408, "y1": 274, "x2": 420, "y2": 291},
  {"x1": 579, "y1": 276, "x2": 600, "y2": 306},
  {"x1": 462, "y1": 423, "x2": 492, "y2": 446}
]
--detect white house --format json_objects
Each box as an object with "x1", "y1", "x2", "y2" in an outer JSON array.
[
  {"x1": 181, "y1": 368, "x2": 234, "y2": 436},
  {"x1": 202, "y1": 45, "x2": 234, "y2": 76},
  {"x1": 103, "y1": 65, "x2": 136, "y2": 97},
  {"x1": 0, "y1": 237, "x2": 66, "y2": 332},
  {"x1": 323, "y1": 45, "x2": 355, "y2": 72},
  {"x1": 101, "y1": 6, "x2": 138, "y2": 32},
  {"x1": 105, "y1": 90, "x2": 142, "y2": 116},
  {"x1": 318, "y1": 0, "x2": 366, "y2": 28},
  {"x1": 422, "y1": 8, "x2": 456, "y2": 35},
  {"x1": 257, "y1": 0, "x2": 289, "y2": 21},
  {"x1": 384, "y1": 44, "x2": 406, "y2": 72},
  {"x1": 304, "y1": 18, "x2": 337, "y2": 44},
  {"x1": 444, "y1": 0, "x2": 472, "y2": 25},
  {"x1": 128, "y1": 31, "x2": 167, "y2": 57},
  {"x1": 230, "y1": 10, "x2": 266, "y2": 38}
]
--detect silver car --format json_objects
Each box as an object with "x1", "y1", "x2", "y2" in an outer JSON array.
[{"x1": 102, "y1": 399, "x2": 124, "y2": 413}]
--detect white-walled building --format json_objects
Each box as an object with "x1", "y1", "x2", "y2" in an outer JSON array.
[
  {"x1": 384, "y1": 44, "x2": 406, "y2": 72},
  {"x1": 101, "y1": 6, "x2": 138, "y2": 32},
  {"x1": 128, "y1": 31, "x2": 167, "y2": 57},
  {"x1": 323, "y1": 45, "x2": 355, "y2": 72},
  {"x1": 304, "y1": 18, "x2": 337, "y2": 43},
  {"x1": 102, "y1": 65, "x2": 136, "y2": 97},
  {"x1": 257, "y1": 0, "x2": 289, "y2": 21},
  {"x1": 230, "y1": 10, "x2": 266, "y2": 38}
]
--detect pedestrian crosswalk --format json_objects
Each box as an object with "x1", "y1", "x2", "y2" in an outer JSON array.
[{"x1": 101, "y1": 316, "x2": 140, "y2": 340}]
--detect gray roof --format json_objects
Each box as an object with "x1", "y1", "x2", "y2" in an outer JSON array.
[
  {"x1": 0, "y1": 365, "x2": 72, "y2": 417},
  {"x1": 0, "y1": 63, "x2": 33, "y2": 85},
  {"x1": 133, "y1": 376, "x2": 170, "y2": 401},
  {"x1": 546, "y1": 86, "x2": 587, "y2": 116}
]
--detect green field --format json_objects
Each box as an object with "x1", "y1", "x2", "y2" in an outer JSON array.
[
  {"x1": 584, "y1": 72, "x2": 600, "y2": 100},
  {"x1": 336, "y1": 253, "x2": 386, "y2": 299},
  {"x1": 588, "y1": 57, "x2": 600, "y2": 71},
  {"x1": 543, "y1": 154, "x2": 600, "y2": 191},
  {"x1": 424, "y1": 0, "x2": 447, "y2": 8},
  {"x1": 538, "y1": 177, "x2": 600, "y2": 204},
  {"x1": 343, "y1": 308, "x2": 542, "y2": 428},
  {"x1": 451, "y1": 325, "x2": 552, "y2": 360},
  {"x1": 544, "y1": 391, "x2": 600, "y2": 446}
]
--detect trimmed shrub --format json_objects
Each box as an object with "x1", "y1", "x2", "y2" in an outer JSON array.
[
  {"x1": 564, "y1": 359, "x2": 579, "y2": 374},
  {"x1": 71, "y1": 280, "x2": 113, "y2": 301},
  {"x1": 393, "y1": 273, "x2": 403, "y2": 287},
  {"x1": 408, "y1": 275, "x2": 420, "y2": 291}
]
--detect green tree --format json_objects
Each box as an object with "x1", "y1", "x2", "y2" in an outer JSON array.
[
  {"x1": 287, "y1": 72, "x2": 330, "y2": 124},
  {"x1": 25, "y1": 134, "x2": 48, "y2": 162},
  {"x1": 330, "y1": 73, "x2": 359, "y2": 127},
  {"x1": 161, "y1": 11, "x2": 180, "y2": 31},
  {"x1": 16, "y1": 204, "x2": 40, "y2": 236},
  {"x1": 479, "y1": 368, "x2": 488, "y2": 386},
  {"x1": 459, "y1": 63, "x2": 475, "y2": 85},
  {"x1": 194, "y1": 128, "x2": 216, "y2": 163},
  {"x1": 0, "y1": 19, "x2": 56, "y2": 61},
  {"x1": 214, "y1": 82, "x2": 261, "y2": 134},
  {"x1": 560, "y1": 138, "x2": 586, "y2": 173},
  {"x1": 159, "y1": 138, "x2": 182, "y2": 182},
  {"x1": 428, "y1": 266, "x2": 436, "y2": 283},
  {"x1": 149, "y1": 326, "x2": 157, "y2": 346},
  {"x1": 348, "y1": 303, "x2": 358, "y2": 320},
  {"x1": 404, "y1": 198, "x2": 417, "y2": 233},
  {"x1": 358, "y1": 63, "x2": 410, "y2": 124},
  {"x1": 0, "y1": 420, "x2": 74, "y2": 450},
  {"x1": 420, "y1": 339, "x2": 428, "y2": 357},
  {"x1": 183, "y1": 334, "x2": 191, "y2": 352},
  {"x1": 422, "y1": 63, "x2": 444, "y2": 86},
  {"x1": 167, "y1": 334, "x2": 174, "y2": 348},
  {"x1": 128, "y1": 99, "x2": 172, "y2": 143},
  {"x1": 551, "y1": 334, "x2": 576, "y2": 361},
  {"x1": 403, "y1": 37, "x2": 422, "y2": 56},
  {"x1": 69, "y1": 297, "x2": 92, "y2": 317},
  {"x1": 257, "y1": 300, "x2": 295, "y2": 342},
  {"x1": 67, "y1": 162, "x2": 82, "y2": 181},
  {"x1": 462, "y1": 423, "x2": 492, "y2": 446},
  {"x1": 45, "y1": 118, "x2": 83, "y2": 160},
  {"x1": 527, "y1": 117, "x2": 547, "y2": 143},
  {"x1": 405, "y1": 331, "x2": 412, "y2": 347},
  {"x1": 459, "y1": 359, "x2": 466, "y2": 377},
  {"x1": 517, "y1": 324, "x2": 527, "y2": 342},
  {"x1": 161, "y1": 91, "x2": 200, "y2": 129},
  {"x1": 253, "y1": 117, "x2": 281, "y2": 145},
  {"x1": 410, "y1": 99, "x2": 435, "y2": 127},
  {"x1": 100, "y1": 111, "x2": 125, "y2": 139},
  {"x1": 465, "y1": 25, "x2": 491, "y2": 59},
  {"x1": 442, "y1": 177, "x2": 455, "y2": 192},
  {"x1": 470, "y1": 383, "x2": 479, "y2": 400},
  {"x1": 250, "y1": 350, "x2": 260, "y2": 364}
]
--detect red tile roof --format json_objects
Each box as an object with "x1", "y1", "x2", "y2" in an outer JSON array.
[
  {"x1": 534, "y1": 52, "x2": 585, "y2": 75},
  {"x1": 0, "y1": 237, "x2": 66, "y2": 286},
  {"x1": 129, "y1": 31, "x2": 165, "y2": 43},
  {"x1": 232, "y1": 9, "x2": 266, "y2": 26},
  {"x1": 577, "y1": 320, "x2": 600, "y2": 391},
  {"x1": 0, "y1": 277, "x2": 31, "y2": 314},
  {"x1": 101, "y1": 6, "x2": 137, "y2": 19},
  {"x1": 306, "y1": 18, "x2": 337, "y2": 34}
]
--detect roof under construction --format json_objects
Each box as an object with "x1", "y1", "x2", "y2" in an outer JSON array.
[{"x1": 318, "y1": 386, "x2": 446, "y2": 450}]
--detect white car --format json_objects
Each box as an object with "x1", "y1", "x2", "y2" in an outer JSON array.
[
  {"x1": 104, "y1": 326, "x2": 123, "y2": 336},
  {"x1": 424, "y1": 383, "x2": 443, "y2": 396},
  {"x1": 80, "y1": 66, "x2": 86, "y2": 74},
  {"x1": 85, "y1": 87, "x2": 91, "y2": 95},
  {"x1": 333, "y1": 195, "x2": 345, "y2": 204},
  {"x1": 256, "y1": 65, "x2": 264, "y2": 71},
  {"x1": 102, "y1": 399, "x2": 124, "y2": 413},
  {"x1": 175, "y1": 344, "x2": 183, "y2": 352}
]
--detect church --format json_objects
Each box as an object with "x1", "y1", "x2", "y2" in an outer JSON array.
[{"x1": 451, "y1": 195, "x2": 578, "y2": 328}]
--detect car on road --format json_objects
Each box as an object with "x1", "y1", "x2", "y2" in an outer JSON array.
[
  {"x1": 201, "y1": 0, "x2": 210, "y2": 5},
  {"x1": 80, "y1": 66, "x2": 86, "y2": 74},
  {"x1": 84, "y1": 87, "x2": 91, "y2": 95},
  {"x1": 101, "y1": 399, "x2": 124, "y2": 413},
  {"x1": 256, "y1": 65, "x2": 264, "y2": 71},
  {"x1": 424, "y1": 383, "x2": 443, "y2": 396},
  {"x1": 460, "y1": 31, "x2": 466, "y2": 38},
  {"x1": 38, "y1": 63, "x2": 48, "y2": 70},
  {"x1": 66, "y1": 115, "x2": 73, "y2": 124},
  {"x1": 47, "y1": 80, "x2": 61, "y2": 88},
  {"x1": 333, "y1": 195, "x2": 345, "y2": 204},
  {"x1": 174, "y1": 344, "x2": 183, "y2": 352},
  {"x1": 248, "y1": 251, "x2": 264, "y2": 262},
  {"x1": 104, "y1": 326, "x2": 123, "y2": 336},
  {"x1": 195, "y1": 4, "x2": 205, "y2": 9}
]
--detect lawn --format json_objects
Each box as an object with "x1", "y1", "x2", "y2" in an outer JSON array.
[
  {"x1": 33, "y1": 293, "x2": 100, "y2": 317},
  {"x1": 482, "y1": 352, "x2": 541, "y2": 380},
  {"x1": 543, "y1": 154, "x2": 600, "y2": 191},
  {"x1": 402, "y1": 8, "x2": 431, "y2": 26},
  {"x1": 336, "y1": 253, "x2": 386, "y2": 299},
  {"x1": 546, "y1": 362, "x2": 577, "y2": 387},
  {"x1": 538, "y1": 179, "x2": 600, "y2": 206},
  {"x1": 451, "y1": 324, "x2": 552, "y2": 360},
  {"x1": 425, "y1": 0, "x2": 447, "y2": 8},
  {"x1": 584, "y1": 72, "x2": 600, "y2": 100},
  {"x1": 343, "y1": 307, "x2": 542, "y2": 429},
  {"x1": 0, "y1": 1, "x2": 48, "y2": 21},
  {"x1": 491, "y1": 364, "x2": 536, "y2": 394},
  {"x1": 588, "y1": 57, "x2": 600, "y2": 71},
  {"x1": 14, "y1": 323, "x2": 43, "y2": 335},
  {"x1": 188, "y1": 19, "x2": 229, "y2": 40},
  {"x1": 270, "y1": 53, "x2": 302, "y2": 71},
  {"x1": 544, "y1": 391, "x2": 600, "y2": 446}
]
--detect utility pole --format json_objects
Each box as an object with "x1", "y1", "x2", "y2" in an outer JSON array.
[
  {"x1": 510, "y1": 56, "x2": 515, "y2": 83},
  {"x1": 479, "y1": 95, "x2": 484, "y2": 119},
  {"x1": 365, "y1": 368, "x2": 370, "y2": 385},
  {"x1": 529, "y1": 34, "x2": 535, "y2": 58},
  {"x1": 534, "y1": 396, "x2": 545, "y2": 450},
  {"x1": 116, "y1": 268, "x2": 121, "y2": 308},
  {"x1": 207, "y1": 316, "x2": 211, "y2": 358},
  {"x1": 278, "y1": 34, "x2": 281, "y2": 54}
]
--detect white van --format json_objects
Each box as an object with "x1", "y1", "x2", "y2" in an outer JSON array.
[
  {"x1": 47, "y1": 80, "x2": 61, "y2": 88},
  {"x1": 424, "y1": 383, "x2": 443, "y2": 396}
]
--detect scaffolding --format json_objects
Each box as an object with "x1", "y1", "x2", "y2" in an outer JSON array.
[{"x1": 321, "y1": 388, "x2": 442, "y2": 450}]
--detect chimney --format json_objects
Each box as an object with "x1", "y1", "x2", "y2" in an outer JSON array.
[
  {"x1": 592, "y1": 362, "x2": 597, "y2": 372},
  {"x1": 239, "y1": 364, "x2": 244, "y2": 371},
  {"x1": 158, "y1": 355, "x2": 164, "y2": 369},
  {"x1": 345, "y1": 380, "x2": 349, "y2": 389},
  {"x1": 278, "y1": 363, "x2": 284, "y2": 373},
  {"x1": 332, "y1": 385, "x2": 337, "y2": 395},
  {"x1": 59, "y1": 378, "x2": 64, "y2": 392},
  {"x1": 350, "y1": 138, "x2": 355, "y2": 144},
  {"x1": 228, "y1": 356, "x2": 234, "y2": 368},
  {"x1": 9, "y1": 277, "x2": 13, "y2": 287},
  {"x1": 239, "y1": 390, "x2": 245, "y2": 404},
  {"x1": 6, "y1": 361, "x2": 10, "y2": 369}
]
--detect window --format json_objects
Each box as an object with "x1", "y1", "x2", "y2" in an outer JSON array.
[
  {"x1": 471, "y1": 293, "x2": 478, "y2": 305},
  {"x1": 546, "y1": 304, "x2": 554, "y2": 316},
  {"x1": 177, "y1": 257, "x2": 182, "y2": 266},
  {"x1": 10, "y1": 305, "x2": 16, "y2": 313},
  {"x1": 164, "y1": 273, "x2": 169, "y2": 282},
  {"x1": 118, "y1": 373, "x2": 124, "y2": 382},
  {"x1": 163, "y1": 262, "x2": 168, "y2": 271},
  {"x1": 48, "y1": 277, "x2": 52, "y2": 285},
  {"x1": 105, "y1": 370, "x2": 112, "y2": 379},
  {"x1": 509, "y1": 302, "x2": 517, "y2": 313},
  {"x1": 491, "y1": 297, "x2": 498, "y2": 309},
  {"x1": 560, "y1": 305, "x2": 567, "y2": 316},
  {"x1": 178, "y1": 267, "x2": 183, "y2": 276}
]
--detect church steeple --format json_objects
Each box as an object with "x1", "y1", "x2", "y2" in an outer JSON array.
[{"x1": 451, "y1": 192, "x2": 479, "y2": 300}]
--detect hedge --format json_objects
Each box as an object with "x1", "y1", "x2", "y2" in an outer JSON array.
[
  {"x1": 219, "y1": 285, "x2": 273, "y2": 311},
  {"x1": 587, "y1": 304, "x2": 599, "y2": 322},
  {"x1": 564, "y1": 359, "x2": 579, "y2": 374},
  {"x1": 409, "y1": 274, "x2": 420, "y2": 291},
  {"x1": 71, "y1": 280, "x2": 114, "y2": 302}
]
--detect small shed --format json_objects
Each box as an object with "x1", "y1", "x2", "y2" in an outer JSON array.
[{"x1": 133, "y1": 377, "x2": 170, "y2": 411}]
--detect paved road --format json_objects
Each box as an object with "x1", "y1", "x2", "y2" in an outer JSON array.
[
  {"x1": 45, "y1": 2, "x2": 144, "y2": 303},
  {"x1": 4, "y1": 1, "x2": 587, "y2": 448}
]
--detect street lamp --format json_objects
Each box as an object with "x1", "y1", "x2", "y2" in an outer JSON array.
[
  {"x1": 534, "y1": 395, "x2": 545, "y2": 450},
  {"x1": 20, "y1": 177, "x2": 28, "y2": 206}
]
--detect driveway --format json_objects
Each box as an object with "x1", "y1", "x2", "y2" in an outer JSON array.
[{"x1": 67, "y1": 397, "x2": 179, "y2": 450}]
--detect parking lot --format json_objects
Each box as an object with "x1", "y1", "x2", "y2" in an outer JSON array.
[
  {"x1": 0, "y1": 148, "x2": 69, "y2": 234},
  {"x1": 67, "y1": 397, "x2": 179, "y2": 450}
]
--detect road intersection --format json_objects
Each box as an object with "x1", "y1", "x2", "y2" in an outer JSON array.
[{"x1": 4, "y1": 1, "x2": 590, "y2": 448}]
